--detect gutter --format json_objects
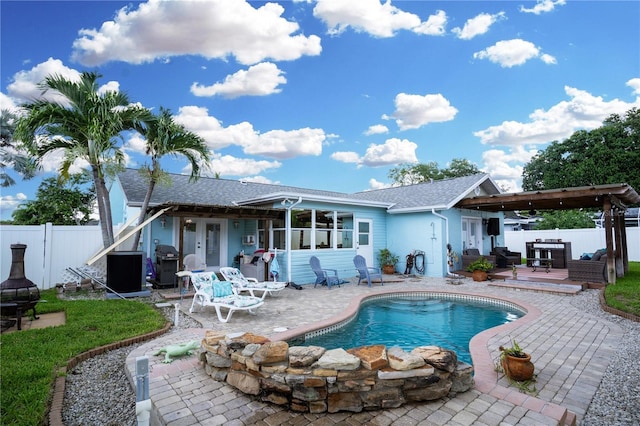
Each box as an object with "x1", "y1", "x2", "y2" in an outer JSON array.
[{"x1": 431, "y1": 208, "x2": 458, "y2": 278}]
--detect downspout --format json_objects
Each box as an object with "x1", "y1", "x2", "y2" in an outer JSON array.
[
  {"x1": 431, "y1": 208, "x2": 457, "y2": 277},
  {"x1": 283, "y1": 197, "x2": 302, "y2": 283}
]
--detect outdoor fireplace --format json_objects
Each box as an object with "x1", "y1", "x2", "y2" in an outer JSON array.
[{"x1": 0, "y1": 244, "x2": 40, "y2": 331}]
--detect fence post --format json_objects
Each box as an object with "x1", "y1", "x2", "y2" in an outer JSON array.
[{"x1": 42, "y1": 223, "x2": 53, "y2": 289}]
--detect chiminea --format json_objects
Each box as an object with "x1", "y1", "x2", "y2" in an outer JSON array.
[{"x1": 1, "y1": 244, "x2": 40, "y2": 330}]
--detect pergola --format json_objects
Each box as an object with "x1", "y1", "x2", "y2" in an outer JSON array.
[{"x1": 456, "y1": 183, "x2": 640, "y2": 284}]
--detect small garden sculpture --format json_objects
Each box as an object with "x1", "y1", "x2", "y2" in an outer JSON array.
[{"x1": 154, "y1": 340, "x2": 200, "y2": 363}]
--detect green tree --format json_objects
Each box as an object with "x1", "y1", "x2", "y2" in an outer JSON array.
[
  {"x1": 441, "y1": 158, "x2": 480, "y2": 178},
  {"x1": 0, "y1": 109, "x2": 36, "y2": 187},
  {"x1": 522, "y1": 108, "x2": 640, "y2": 192},
  {"x1": 534, "y1": 210, "x2": 596, "y2": 230},
  {"x1": 11, "y1": 175, "x2": 95, "y2": 225},
  {"x1": 14, "y1": 72, "x2": 152, "y2": 249},
  {"x1": 131, "y1": 107, "x2": 210, "y2": 250},
  {"x1": 388, "y1": 158, "x2": 480, "y2": 185}
]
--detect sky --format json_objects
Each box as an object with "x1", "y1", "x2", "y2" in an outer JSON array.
[{"x1": 1, "y1": 0, "x2": 639, "y2": 220}]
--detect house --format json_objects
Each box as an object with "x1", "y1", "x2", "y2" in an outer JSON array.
[{"x1": 110, "y1": 169, "x2": 505, "y2": 284}]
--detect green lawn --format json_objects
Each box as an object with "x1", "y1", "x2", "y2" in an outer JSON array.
[
  {"x1": 604, "y1": 261, "x2": 640, "y2": 316},
  {"x1": 0, "y1": 290, "x2": 166, "y2": 426}
]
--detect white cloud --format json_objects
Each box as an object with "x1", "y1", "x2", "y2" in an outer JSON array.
[
  {"x1": 5, "y1": 58, "x2": 123, "y2": 108},
  {"x1": 364, "y1": 124, "x2": 389, "y2": 135},
  {"x1": 174, "y1": 106, "x2": 325, "y2": 160},
  {"x1": 244, "y1": 128, "x2": 324, "y2": 159},
  {"x1": 71, "y1": 0, "x2": 322, "y2": 66},
  {"x1": 384, "y1": 92, "x2": 458, "y2": 130},
  {"x1": 0, "y1": 93, "x2": 18, "y2": 112},
  {"x1": 191, "y1": 62, "x2": 286, "y2": 98},
  {"x1": 452, "y1": 11, "x2": 505, "y2": 40},
  {"x1": 368, "y1": 178, "x2": 393, "y2": 190},
  {"x1": 474, "y1": 85, "x2": 640, "y2": 146},
  {"x1": 413, "y1": 10, "x2": 448, "y2": 36},
  {"x1": 200, "y1": 153, "x2": 281, "y2": 177},
  {"x1": 331, "y1": 151, "x2": 360, "y2": 163},
  {"x1": 6, "y1": 58, "x2": 80, "y2": 105},
  {"x1": 333, "y1": 138, "x2": 418, "y2": 167},
  {"x1": 473, "y1": 38, "x2": 555, "y2": 67},
  {"x1": 520, "y1": 0, "x2": 566, "y2": 15},
  {"x1": 313, "y1": 0, "x2": 421, "y2": 38},
  {"x1": 0, "y1": 193, "x2": 28, "y2": 212},
  {"x1": 628, "y1": 78, "x2": 640, "y2": 95}
]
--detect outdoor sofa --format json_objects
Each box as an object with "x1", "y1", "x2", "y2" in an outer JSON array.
[
  {"x1": 461, "y1": 249, "x2": 497, "y2": 271},
  {"x1": 567, "y1": 249, "x2": 608, "y2": 284}
]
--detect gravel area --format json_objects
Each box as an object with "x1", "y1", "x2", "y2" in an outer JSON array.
[
  {"x1": 61, "y1": 294, "x2": 202, "y2": 426},
  {"x1": 60, "y1": 289, "x2": 640, "y2": 426}
]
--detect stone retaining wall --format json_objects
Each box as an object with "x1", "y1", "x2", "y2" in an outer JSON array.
[{"x1": 200, "y1": 330, "x2": 474, "y2": 414}]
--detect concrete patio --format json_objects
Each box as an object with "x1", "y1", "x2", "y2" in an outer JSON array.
[{"x1": 127, "y1": 274, "x2": 628, "y2": 425}]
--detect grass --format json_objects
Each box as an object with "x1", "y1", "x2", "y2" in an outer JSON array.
[
  {"x1": 604, "y1": 261, "x2": 640, "y2": 316},
  {"x1": 0, "y1": 289, "x2": 166, "y2": 426}
]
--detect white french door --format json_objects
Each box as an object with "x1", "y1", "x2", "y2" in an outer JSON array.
[
  {"x1": 182, "y1": 219, "x2": 227, "y2": 270},
  {"x1": 462, "y1": 218, "x2": 483, "y2": 253}
]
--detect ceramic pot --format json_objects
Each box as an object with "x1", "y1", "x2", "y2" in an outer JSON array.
[
  {"x1": 472, "y1": 270, "x2": 488, "y2": 282},
  {"x1": 501, "y1": 353, "x2": 535, "y2": 381},
  {"x1": 382, "y1": 265, "x2": 395, "y2": 274}
]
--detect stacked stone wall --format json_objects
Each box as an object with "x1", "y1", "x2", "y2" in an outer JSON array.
[{"x1": 199, "y1": 330, "x2": 474, "y2": 413}]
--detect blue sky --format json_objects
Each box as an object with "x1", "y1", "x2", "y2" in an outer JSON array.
[{"x1": 1, "y1": 0, "x2": 639, "y2": 220}]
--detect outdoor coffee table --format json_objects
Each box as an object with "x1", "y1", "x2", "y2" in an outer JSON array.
[{"x1": 526, "y1": 258, "x2": 553, "y2": 273}]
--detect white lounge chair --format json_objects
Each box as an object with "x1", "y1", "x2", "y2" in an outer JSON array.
[
  {"x1": 219, "y1": 267, "x2": 287, "y2": 298},
  {"x1": 188, "y1": 272, "x2": 264, "y2": 323}
]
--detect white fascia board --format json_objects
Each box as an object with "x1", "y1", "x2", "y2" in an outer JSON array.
[
  {"x1": 447, "y1": 175, "x2": 494, "y2": 208},
  {"x1": 235, "y1": 192, "x2": 393, "y2": 208},
  {"x1": 387, "y1": 205, "x2": 449, "y2": 214}
]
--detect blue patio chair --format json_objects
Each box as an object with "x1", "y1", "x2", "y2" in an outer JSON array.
[
  {"x1": 353, "y1": 255, "x2": 384, "y2": 287},
  {"x1": 309, "y1": 256, "x2": 345, "y2": 289}
]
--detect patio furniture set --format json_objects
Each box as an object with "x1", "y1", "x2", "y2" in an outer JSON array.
[{"x1": 187, "y1": 254, "x2": 384, "y2": 323}]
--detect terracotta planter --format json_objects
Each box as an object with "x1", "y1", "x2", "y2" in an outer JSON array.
[
  {"x1": 501, "y1": 353, "x2": 535, "y2": 381},
  {"x1": 382, "y1": 265, "x2": 395, "y2": 274},
  {"x1": 471, "y1": 270, "x2": 488, "y2": 282}
]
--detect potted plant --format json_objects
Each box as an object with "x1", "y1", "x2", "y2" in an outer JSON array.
[
  {"x1": 466, "y1": 257, "x2": 493, "y2": 281},
  {"x1": 377, "y1": 248, "x2": 399, "y2": 274},
  {"x1": 499, "y1": 339, "x2": 535, "y2": 382}
]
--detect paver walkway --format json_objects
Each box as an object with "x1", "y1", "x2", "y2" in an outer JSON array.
[{"x1": 127, "y1": 275, "x2": 623, "y2": 425}]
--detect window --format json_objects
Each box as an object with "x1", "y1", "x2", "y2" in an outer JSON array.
[
  {"x1": 284, "y1": 209, "x2": 354, "y2": 250},
  {"x1": 291, "y1": 209, "x2": 312, "y2": 250}
]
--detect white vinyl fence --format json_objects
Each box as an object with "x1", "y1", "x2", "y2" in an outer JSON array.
[
  {"x1": 2, "y1": 224, "x2": 638, "y2": 289},
  {"x1": 505, "y1": 228, "x2": 640, "y2": 262},
  {"x1": 1, "y1": 224, "x2": 104, "y2": 290}
]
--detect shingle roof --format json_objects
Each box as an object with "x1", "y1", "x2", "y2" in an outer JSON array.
[{"x1": 117, "y1": 169, "x2": 496, "y2": 212}]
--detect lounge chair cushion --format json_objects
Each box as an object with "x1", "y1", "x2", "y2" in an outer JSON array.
[{"x1": 210, "y1": 281, "x2": 234, "y2": 298}]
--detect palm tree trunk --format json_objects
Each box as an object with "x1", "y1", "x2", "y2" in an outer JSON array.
[
  {"x1": 92, "y1": 167, "x2": 115, "y2": 249},
  {"x1": 131, "y1": 178, "x2": 156, "y2": 250}
]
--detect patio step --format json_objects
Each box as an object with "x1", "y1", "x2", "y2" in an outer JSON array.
[{"x1": 488, "y1": 279, "x2": 583, "y2": 295}]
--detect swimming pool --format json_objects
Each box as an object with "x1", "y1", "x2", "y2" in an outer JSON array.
[{"x1": 299, "y1": 294, "x2": 524, "y2": 364}]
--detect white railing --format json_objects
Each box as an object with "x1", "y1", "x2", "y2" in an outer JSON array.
[{"x1": 505, "y1": 228, "x2": 640, "y2": 261}]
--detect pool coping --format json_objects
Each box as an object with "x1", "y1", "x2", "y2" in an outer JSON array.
[{"x1": 271, "y1": 288, "x2": 574, "y2": 425}]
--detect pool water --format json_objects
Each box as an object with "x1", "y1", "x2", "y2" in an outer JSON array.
[{"x1": 302, "y1": 297, "x2": 522, "y2": 364}]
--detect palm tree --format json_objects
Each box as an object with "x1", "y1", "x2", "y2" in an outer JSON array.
[
  {"x1": 1, "y1": 109, "x2": 36, "y2": 187},
  {"x1": 14, "y1": 72, "x2": 152, "y2": 248},
  {"x1": 131, "y1": 107, "x2": 210, "y2": 250}
]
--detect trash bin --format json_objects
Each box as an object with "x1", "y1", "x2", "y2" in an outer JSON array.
[
  {"x1": 107, "y1": 251, "x2": 145, "y2": 294},
  {"x1": 155, "y1": 245, "x2": 179, "y2": 288}
]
